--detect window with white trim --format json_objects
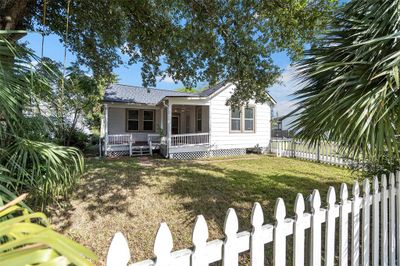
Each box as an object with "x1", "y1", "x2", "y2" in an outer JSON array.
[
  {"x1": 143, "y1": 110, "x2": 154, "y2": 131},
  {"x1": 244, "y1": 107, "x2": 255, "y2": 131},
  {"x1": 230, "y1": 109, "x2": 241, "y2": 131},
  {"x1": 127, "y1": 109, "x2": 139, "y2": 131}
]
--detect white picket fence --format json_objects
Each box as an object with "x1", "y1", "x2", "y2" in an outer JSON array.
[
  {"x1": 270, "y1": 139, "x2": 359, "y2": 167},
  {"x1": 107, "y1": 172, "x2": 400, "y2": 266}
]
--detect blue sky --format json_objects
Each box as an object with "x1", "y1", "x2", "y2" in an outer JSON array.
[{"x1": 22, "y1": 32, "x2": 298, "y2": 127}]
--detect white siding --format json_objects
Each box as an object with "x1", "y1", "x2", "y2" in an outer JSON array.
[
  {"x1": 209, "y1": 85, "x2": 272, "y2": 150},
  {"x1": 108, "y1": 106, "x2": 161, "y2": 142}
]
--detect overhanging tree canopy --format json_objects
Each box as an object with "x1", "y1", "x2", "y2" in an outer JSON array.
[{"x1": 2, "y1": 0, "x2": 338, "y2": 105}]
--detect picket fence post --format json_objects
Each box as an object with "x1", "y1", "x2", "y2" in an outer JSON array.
[
  {"x1": 351, "y1": 182, "x2": 361, "y2": 266},
  {"x1": 339, "y1": 184, "x2": 349, "y2": 266},
  {"x1": 192, "y1": 215, "x2": 208, "y2": 266},
  {"x1": 293, "y1": 193, "x2": 306, "y2": 266},
  {"x1": 154, "y1": 223, "x2": 173, "y2": 266},
  {"x1": 274, "y1": 198, "x2": 286, "y2": 265},
  {"x1": 310, "y1": 189, "x2": 322, "y2": 266},
  {"x1": 250, "y1": 203, "x2": 264, "y2": 266},
  {"x1": 223, "y1": 208, "x2": 239, "y2": 266},
  {"x1": 372, "y1": 176, "x2": 380, "y2": 266},
  {"x1": 106, "y1": 232, "x2": 131, "y2": 266},
  {"x1": 396, "y1": 171, "x2": 400, "y2": 264},
  {"x1": 381, "y1": 175, "x2": 388, "y2": 266},
  {"x1": 388, "y1": 173, "x2": 395, "y2": 266},
  {"x1": 325, "y1": 187, "x2": 336, "y2": 266},
  {"x1": 362, "y1": 178, "x2": 370, "y2": 266}
]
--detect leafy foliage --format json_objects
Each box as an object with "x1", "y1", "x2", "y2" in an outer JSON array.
[
  {"x1": 34, "y1": 59, "x2": 108, "y2": 146},
  {"x1": 292, "y1": 0, "x2": 400, "y2": 163},
  {"x1": 7, "y1": 0, "x2": 337, "y2": 106},
  {"x1": 0, "y1": 33, "x2": 84, "y2": 205},
  {"x1": 0, "y1": 196, "x2": 96, "y2": 265}
]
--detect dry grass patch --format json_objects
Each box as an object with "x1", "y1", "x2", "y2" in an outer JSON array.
[{"x1": 47, "y1": 155, "x2": 355, "y2": 265}]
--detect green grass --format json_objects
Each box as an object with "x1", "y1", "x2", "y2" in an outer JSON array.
[{"x1": 47, "y1": 155, "x2": 355, "y2": 265}]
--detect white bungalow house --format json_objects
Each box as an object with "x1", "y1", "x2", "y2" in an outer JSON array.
[{"x1": 101, "y1": 82, "x2": 276, "y2": 159}]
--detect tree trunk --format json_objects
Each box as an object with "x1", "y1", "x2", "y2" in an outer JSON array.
[{"x1": 0, "y1": 0, "x2": 32, "y2": 40}]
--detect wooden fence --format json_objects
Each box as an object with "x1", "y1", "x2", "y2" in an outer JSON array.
[
  {"x1": 107, "y1": 172, "x2": 400, "y2": 266},
  {"x1": 270, "y1": 139, "x2": 359, "y2": 167}
]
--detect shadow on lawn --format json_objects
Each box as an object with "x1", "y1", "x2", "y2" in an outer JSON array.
[
  {"x1": 156, "y1": 158, "x2": 347, "y2": 232},
  {"x1": 48, "y1": 157, "x2": 151, "y2": 230},
  {"x1": 49, "y1": 156, "x2": 350, "y2": 237}
]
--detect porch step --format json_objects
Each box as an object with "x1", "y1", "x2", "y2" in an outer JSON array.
[{"x1": 130, "y1": 146, "x2": 151, "y2": 156}]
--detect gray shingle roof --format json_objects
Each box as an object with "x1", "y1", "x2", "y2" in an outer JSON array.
[
  {"x1": 104, "y1": 84, "x2": 195, "y2": 105},
  {"x1": 104, "y1": 82, "x2": 276, "y2": 105},
  {"x1": 198, "y1": 82, "x2": 227, "y2": 97}
]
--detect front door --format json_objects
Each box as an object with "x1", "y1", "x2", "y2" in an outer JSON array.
[{"x1": 172, "y1": 115, "x2": 180, "y2": 134}]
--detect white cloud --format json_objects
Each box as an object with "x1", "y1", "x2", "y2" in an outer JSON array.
[{"x1": 157, "y1": 73, "x2": 176, "y2": 84}]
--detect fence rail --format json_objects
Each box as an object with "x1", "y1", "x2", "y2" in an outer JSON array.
[
  {"x1": 107, "y1": 172, "x2": 400, "y2": 266},
  {"x1": 270, "y1": 139, "x2": 359, "y2": 167},
  {"x1": 170, "y1": 133, "x2": 210, "y2": 147}
]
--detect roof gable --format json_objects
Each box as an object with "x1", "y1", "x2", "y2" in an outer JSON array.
[{"x1": 200, "y1": 82, "x2": 277, "y2": 105}]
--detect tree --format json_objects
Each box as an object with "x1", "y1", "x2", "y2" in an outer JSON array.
[
  {"x1": 292, "y1": 0, "x2": 400, "y2": 164},
  {"x1": 34, "y1": 60, "x2": 107, "y2": 146},
  {"x1": 0, "y1": 34, "x2": 83, "y2": 206},
  {"x1": 1, "y1": 0, "x2": 338, "y2": 106}
]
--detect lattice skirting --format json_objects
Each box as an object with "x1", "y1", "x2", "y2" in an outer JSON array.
[
  {"x1": 170, "y1": 148, "x2": 247, "y2": 160},
  {"x1": 107, "y1": 150, "x2": 130, "y2": 157}
]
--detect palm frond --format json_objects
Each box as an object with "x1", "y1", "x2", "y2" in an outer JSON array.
[
  {"x1": 0, "y1": 200, "x2": 96, "y2": 265},
  {"x1": 292, "y1": 0, "x2": 400, "y2": 162}
]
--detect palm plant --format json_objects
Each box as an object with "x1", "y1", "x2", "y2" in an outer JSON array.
[
  {"x1": 0, "y1": 195, "x2": 96, "y2": 265},
  {"x1": 292, "y1": 0, "x2": 400, "y2": 164},
  {"x1": 0, "y1": 32, "x2": 84, "y2": 205}
]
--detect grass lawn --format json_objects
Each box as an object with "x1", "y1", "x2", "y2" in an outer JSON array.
[{"x1": 47, "y1": 155, "x2": 355, "y2": 265}]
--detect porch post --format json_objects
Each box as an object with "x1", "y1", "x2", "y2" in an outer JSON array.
[
  {"x1": 104, "y1": 104, "x2": 109, "y2": 156},
  {"x1": 167, "y1": 102, "x2": 172, "y2": 155},
  {"x1": 160, "y1": 106, "x2": 164, "y2": 133}
]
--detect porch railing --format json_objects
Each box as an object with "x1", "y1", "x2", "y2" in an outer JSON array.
[
  {"x1": 147, "y1": 133, "x2": 162, "y2": 144},
  {"x1": 170, "y1": 133, "x2": 209, "y2": 147},
  {"x1": 107, "y1": 134, "x2": 134, "y2": 145}
]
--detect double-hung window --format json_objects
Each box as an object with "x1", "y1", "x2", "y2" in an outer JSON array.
[
  {"x1": 126, "y1": 109, "x2": 154, "y2": 131},
  {"x1": 230, "y1": 109, "x2": 241, "y2": 132},
  {"x1": 143, "y1": 110, "x2": 154, "y2": 131},
  {"x1": 244, "y1": 107, "x2": 255, "y2": 132},
  {"x1": 127, "y1": 109, "x2": 139, "y2": 131},
  {"x1": 230, "y1": 107, "x2": 255, "y2": 132}
]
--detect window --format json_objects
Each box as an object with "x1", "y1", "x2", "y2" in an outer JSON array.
[
  {"x1": 230, "y1": 109, "x2": 241, "y2": 131},
  {"x1": 127, "y1": 109, "x2": 139, "y2": 131},
  {"x1": 196, "y1": 107, "x2": 202, "y2": 132},
  {"x1": 244, "y1": 107, "x2": 255, "y2": 131},
  {"x1": 143, "y1": 110, "x2": 154, "y2": 131}
]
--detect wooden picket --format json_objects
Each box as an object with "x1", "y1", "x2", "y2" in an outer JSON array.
[
  {"x1": 107, "y1": 171, "x2": 400, "y2": 266},
  {"x1": 270, "y1": 139, "x2": 359, "y2": 167}
]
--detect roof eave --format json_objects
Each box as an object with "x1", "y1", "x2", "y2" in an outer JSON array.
[{"x1": 157, "y1": 95, "x2": 208, "y2": 105}]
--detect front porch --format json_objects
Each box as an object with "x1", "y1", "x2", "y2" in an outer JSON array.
[
  {"x1": 103, "y1": 102, "x2": 211, "y2": 158},
  {"x1": 104, "y1": 132, "x2": 211, "y2": 157}
]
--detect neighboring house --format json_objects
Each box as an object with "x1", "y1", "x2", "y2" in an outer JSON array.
[
  {"x1": 101, "y1": 82, "x2": 276, "y2": 159},
  {"x1": 271, "y1": 116, "x2": 290, "y2": 139}
]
